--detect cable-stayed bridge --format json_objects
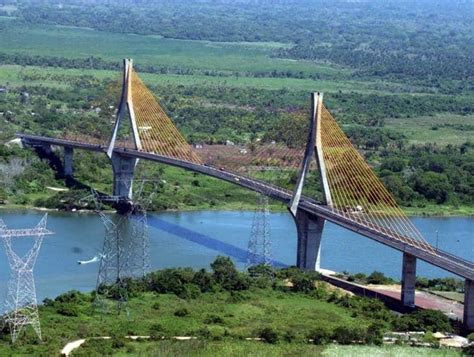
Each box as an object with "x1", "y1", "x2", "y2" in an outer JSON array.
[{"x1": 16, "y1": 59, "x2": 474, "y2": 329}]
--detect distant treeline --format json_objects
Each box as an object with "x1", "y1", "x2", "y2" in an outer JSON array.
[
  {"x1": 0, "y1": 53, "x2": 343, "y2": 81},
  {"x1": 12, "y1": 0, "x2": 474, "y2": 82}
]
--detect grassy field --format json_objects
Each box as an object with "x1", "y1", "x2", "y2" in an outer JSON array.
[
  {"x1": 429, "y1": 291, "x2": 465, "y2": 304},
  {"x1": 0, "y1": 20, "x2": 349, "y2": 77},
  {"x1": 0, "y1": 63, "x2": 428, "y2": 96},
  {"x1": 71, "y1": 339, "x2": 462, "y2": 356},
  {"x1": 386, "y1": 114, "x2": 474, "y2": 146},
  {"x1": 0, "y1": 288, "x2": 365, "y2": 355}
]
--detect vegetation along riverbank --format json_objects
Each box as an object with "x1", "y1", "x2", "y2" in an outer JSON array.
[{"x1": 1, "y1": 257, "x2": 472, "y2": 356}]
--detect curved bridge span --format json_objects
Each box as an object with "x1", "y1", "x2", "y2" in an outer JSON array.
[{"x1": 18, "y1": 134, "x2": 474, "y2": 281}]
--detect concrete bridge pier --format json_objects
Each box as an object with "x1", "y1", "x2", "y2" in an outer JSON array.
[
  {"x1": 464, "y1": 279, "x2": 474, "y2": 330},
  {"x1": 293, "y1": 210, "x2": 325, "y2": 271},
  {"x1": 111, "y1": 154, "x2": 137, "y2": 200},
  {"x1": 401, "y1": 252, "x2": 417, "y2": 307},
  {"x1": 63, "y1": 147, "x2": 74, "y2": 177}
]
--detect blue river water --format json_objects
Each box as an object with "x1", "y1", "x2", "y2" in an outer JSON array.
[{"x1": 0, "y1": 210, "x2": 472, "y2": 302}]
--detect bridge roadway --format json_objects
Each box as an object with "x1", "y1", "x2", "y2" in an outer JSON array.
[{"x1": 18, "y1": 134, "x2": 474, "y2": 280}]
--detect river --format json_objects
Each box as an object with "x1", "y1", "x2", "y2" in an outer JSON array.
[{"x1": 0, "y1": 210, "x2": 472, "y2": 302}]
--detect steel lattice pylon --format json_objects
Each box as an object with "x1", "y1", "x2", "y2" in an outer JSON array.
[
  {"x1": 246, "y1": 195, "x2": 273, "y2": 268},
  {"x1": 91, "y1": 180, "x2": 154, "y2": 314},
  {"x1": 0, "y1": 214, "x2": 53, "y2": 343}
]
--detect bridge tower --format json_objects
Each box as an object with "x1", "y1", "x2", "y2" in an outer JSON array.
[
  {"x1": 289, "y1": 92, "x2": 329, "y2": 271},
  {"x1": 107, "y1": 58, "x2": 142, "y2": 200}
]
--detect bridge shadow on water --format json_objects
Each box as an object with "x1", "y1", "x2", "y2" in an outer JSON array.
[{"x1": 146, "y1": 216, "x2": 287, "y2": 268}]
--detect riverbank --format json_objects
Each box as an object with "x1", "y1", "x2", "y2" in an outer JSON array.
[{"x1": 1, "y1": 201, "x2": 473, "y2": 217}]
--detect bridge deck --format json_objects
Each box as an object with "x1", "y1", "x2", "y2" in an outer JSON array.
[{"x1": 17, "y1": 134, "x2": 474, "y2": 280}]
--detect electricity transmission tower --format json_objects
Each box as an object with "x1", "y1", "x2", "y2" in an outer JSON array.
[
  {"x1": 246, "y1": 194, "x2": 273, "y2": 269},
  {"x1": 90, "y1": 179, "x2": 154, "y2": 314},
  {"x1": 0, "y1": 214, "x2": 53, "y2": 343}
]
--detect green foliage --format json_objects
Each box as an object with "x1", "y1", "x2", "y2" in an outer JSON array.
[
  {"x1": 211, "y1": 256, "x2": 250, "y2": 291},
  {"x1": 309, "y1": 326, "x2": 333, "y2": 345},
  {"x1": 204, "y1": 314, "x2": 225, "y2": 325},
  {"x1": 56, "y1": 304, "x2": 79, "y2": 317},
  {"x1": 366, "y1": 271, "x2": 395, "y2": 285},
  {"x1": 258, "y1": 327, "x2": 279, "y2": 344},
  {"x1": 416, "y1": 277, "x2": 464, "y2": 292},
  {"x1": 333, "y1": 325, "x2": 367, "y2": 345},
  {"x1": 291, "y1": 274, "x2": 317, "y2": 293},
  {"x1": 174, "y1": 307, "x2": 190, "y2": 317},
  {"x1": 411, "y1": 172, "x2": 453, "y2": 204},
  {"x1": 394, "y1": 310, "x2": 452, "y2": 333}
]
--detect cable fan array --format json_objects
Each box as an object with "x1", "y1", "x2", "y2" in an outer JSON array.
[
  {"x1": 131, "y1": 70, "x2": 202, "y2": 164},
  {"x1": 320, "y1": 105, "x2": 435, "y2": 254}
]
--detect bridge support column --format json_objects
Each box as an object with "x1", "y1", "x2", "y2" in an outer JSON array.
[
  {"x1": 464, "y1": 279, "x2": 474, "y2": 331},
  {"x1": 111, "y1": 154, "x2": 137, "y2": 200},
  {"x1": 294, "y1": 210, "x2": 324, "y2": 271},
  {"x1": 63, "y1": 147, "x2": 73, "y2": 176},
  {"x1": 40, "y1": 143, "x2": 52, "y2": 155},
  {"x1": 401, "y1": 252, "x2": 417, "y2": 307}
]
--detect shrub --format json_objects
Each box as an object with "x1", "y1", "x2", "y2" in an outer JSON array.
[
  {"x1": 468, "y1": 332, "x2": 474, "y2": 342},
  {"x1": 366, "y1": 271, "x2": 393, "y2": 285},
  {"x1": 111, "y1": 337, "x2": 126, "y2": 349},
  {"x1": 199, "y1": 325, "x2": 227, "y2": 340},
  {"x1": 55, "y1": 290, "x2": 87, "y2": 304},
  {"x1": 211, "y1": 256, "x2": 247, "y2": 291},
  {"x1": 366, "y1": 322, "x2": 385, "y2": 345},
  {"x1": 309, "y1": 326, "x2": 332, "y2": 345},
  {"x1": 152, "y1": 302, "x2": 160, "y2": 310},
  {"x1": 177, "y1": 283, "x2": 201, "y2": 300},
  {"x1": 56, "y1": 304, "x2": 79, "y2": 317},
  {"x1": 227, "y1": 291, "x2": 249, "y2": 303},
  {"x1": 174, "y1": 308, "x2": 190, "y2": 317},
  {"x1": 248, "y1": 264, "x2": 275, "y2": 278},
  {"x1": 204, "y1": 314, "x2": 224, "y2": 324},
  {"x1": 394, "y1": 309, "x2": 452, "y2": 333},
  {"x1": 333, "y1": 325, "x2": 367, "y2": 345},
  {"x1": 258, "y1": 327, "x2": 279, "y2": 344},
  {"x1": 291, "y1": 274, "x2": 316, "y2": 293},
  {"x1": 149, "y1": 323, "x2": 164, "y2": 340},
  {"x1": 192, "y1": 269, "x2": 214, "y2": 292},
  {"x1": 283, "y1": 330, "x2": 298, "y2": 343}
]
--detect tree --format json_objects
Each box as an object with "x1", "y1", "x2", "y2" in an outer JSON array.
[
  {"x1": 210, "y1": 256, "x2": 249, "y2": 291},
  {"x1": 411, "y1": 171, "x2": 452, "y2": 203}
]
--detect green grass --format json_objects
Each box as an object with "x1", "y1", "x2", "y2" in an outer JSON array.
[
  {"x1": 323, "y1": 345, "x2": 460, "y2": 356},
  {"x1": 72, "y1": 339, "x2": 462, "y2": 356},
  {"x1": 0, "y1": 21, "x2": 348, "y2": 77},
  {"x1": 0, "y1": 289, "x2": 365, "y2": 355},
  {"x1": 401, "y1": 203, "x2": 474, "y2": 217},
  {"x1": 0, "y1": 63, "x2": 419, "y2": 95},
  {"x1": 386, "y1": 114, "x2": 474, "y2": 146},
  {"x1": 428, "y1": 291, "x2": 464, "y2": 303},
  {"x1": 86, "y1": 339, "x2": 326, "y2": 356}
]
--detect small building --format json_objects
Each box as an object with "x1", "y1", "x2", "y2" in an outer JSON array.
[{"x1": 194, "y1": 143, "x2": 203, "y2": 149}]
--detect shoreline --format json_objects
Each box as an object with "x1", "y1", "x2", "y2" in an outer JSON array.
[{"x1": 0, "y1": 204, "x2": 473, "y2": 217}]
